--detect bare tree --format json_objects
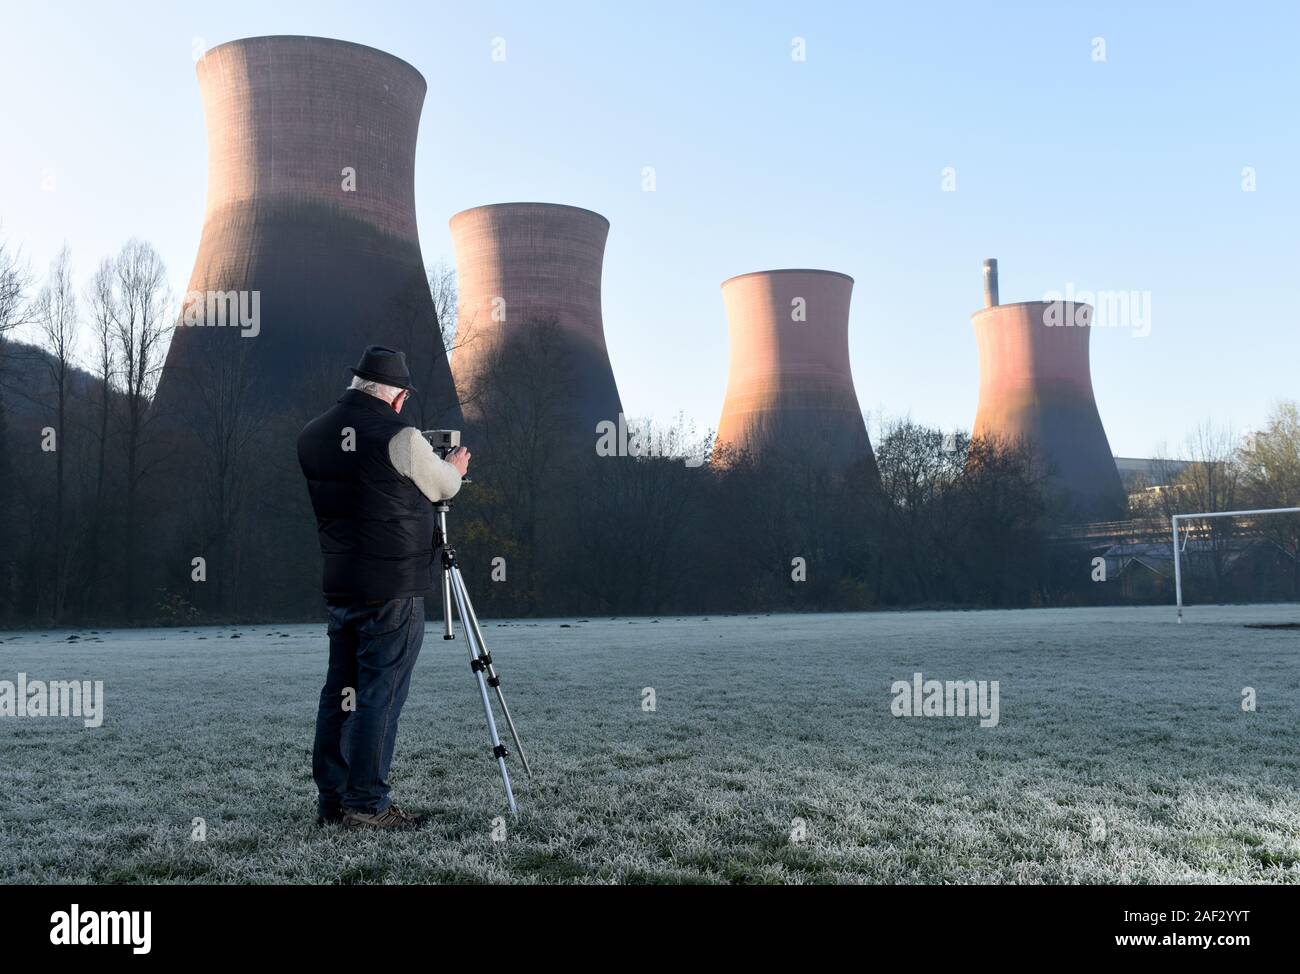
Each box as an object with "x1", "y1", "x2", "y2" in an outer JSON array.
[
  {"x1": 1159, "y1": 421, "x2": 1242, "y2": 599},
  {"x1": 0, "y1": 227, "x2": 33, "y2": 345},
  {"x1": 575, "y1": 414, "x2": 710, "y2": 612},
  {"x1": 0, "y1": 227, "x2": 34, "y2": 424},
  {"x1": 176, "y1": 335, "x2": 267, "y2": 613},
  {"x1": 466, "y1": 319, "x2": 579, "y2": 610},
  {"x1": 84, "y1": 258, "x2": 118, "y2": 515},
  {"x1": 0, "y1": 227, "x2": 33, "y2": 617},
  {"x1": 954, "y1": 433, "x2": 1049, "y2": 605},
  {"x1": 111, "y1": 239, "x2": 172, "y2": 612},
  {"x1": 1241, "y1": 401, "x2": 1300, "y2": 596},
  {"x1": 33, "y1": 245, "x2": 79, "y2": 619},
  {"x1": 875, "y1": 418, "x2": 962, "y2": 601},
  {"x1": 427, "y1": 259, "x2": 458, "y2": 357},
  {"x1": 383, "y1": 265, "x2": 459, "y2": 429}
]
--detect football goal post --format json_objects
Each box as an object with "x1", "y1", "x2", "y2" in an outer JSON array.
[{"x1": 1172, "y1": 507, "x2": 1300, "y2": 621}]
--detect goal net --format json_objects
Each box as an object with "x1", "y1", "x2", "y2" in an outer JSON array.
[{"x1": 1172, "y1": 507, "x2": 1300, "y2": 621}]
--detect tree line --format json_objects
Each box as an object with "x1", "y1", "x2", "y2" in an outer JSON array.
[{"x1": 1, "y1": 229, "x2": 1296, "y2": 627}]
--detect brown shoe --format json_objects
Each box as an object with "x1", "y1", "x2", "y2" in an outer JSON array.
[{"x1": 342, "y1": 804, "x2": 426, "y2": 830}]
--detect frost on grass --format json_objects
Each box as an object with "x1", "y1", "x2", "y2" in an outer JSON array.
[{"x1": 1, "y1": 606, "x2": 1298, "y2": 884}]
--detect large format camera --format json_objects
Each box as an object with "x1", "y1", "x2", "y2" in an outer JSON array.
[{"x1": 421, "y1": 429, "x2": 461, "y2": 460}]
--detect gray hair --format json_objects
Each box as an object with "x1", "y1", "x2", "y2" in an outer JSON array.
[{"x1": 349, "y1": 375, "x2": 404, "y2": 401}]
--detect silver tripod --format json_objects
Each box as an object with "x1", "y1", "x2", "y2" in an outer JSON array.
[{"x1": 434, "y1": 499, "x2": 532, "y2": 816}]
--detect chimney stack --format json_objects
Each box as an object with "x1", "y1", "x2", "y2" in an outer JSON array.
[{"x1": 982, "y1": 258, "x2": 999, "y2": 308}]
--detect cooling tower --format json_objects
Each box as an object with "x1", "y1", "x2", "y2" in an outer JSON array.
[
  {"x1": 970, "y1": 259, "x2": 1125, "y2": 517},
  {"x1": 449, "y1": 202, "x2": 623, "y2": 444},
  {"x1": 155, "y1": 36, "x2": 459, "y2": 426},
  {"x1": 714, "y1": 269, "x2": 877, "y2": 475}
]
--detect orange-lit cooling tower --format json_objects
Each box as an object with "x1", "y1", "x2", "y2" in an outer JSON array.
[
  {"x1": 713, "y1": 269, "x2": 877, "y2": 475},
  {"x1": 971, "y1": 259, "x2": 1125, "y2": 517},
  {"x1": 448, "y1": 202, "x2": 624, "y2": 445},
  {"x1": 156, "y1": 35, "x2": 460, "y2": 426}
]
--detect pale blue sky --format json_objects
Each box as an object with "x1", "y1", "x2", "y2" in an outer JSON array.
[{"x1": 1, "y1": 0, "x2": 1295, "y2": 456}]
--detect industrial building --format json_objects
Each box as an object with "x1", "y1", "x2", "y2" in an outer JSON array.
[
  {"x1": 970, "y1": 259, "x2": 1126, "y2": 517},
  {"x1": 155, "y1": 35, "x2": 460, "y2": 427},
  {"x1": 713, "y1": 268, "x2": 877, "y2": 475},
  {"x1": 448, "y1": 202, "x2": 623, "y2": 447}
]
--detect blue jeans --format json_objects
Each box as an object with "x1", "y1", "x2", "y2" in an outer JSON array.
[{"x1": 313, "y1": 597, "x2": 425, "y2": 815}]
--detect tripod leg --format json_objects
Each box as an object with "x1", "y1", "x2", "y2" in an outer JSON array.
[
  {"x1": 436, "y1": 513, "x2": 455, "y2": 640},
  {"x1": 448, "y1": 564, "x2": 533, "y2": 777},
  {"x1": 440, "y1": 565, "x2": 454, "y2": 640},
  {"x1": 447, "y1": 566, "x2": 517, "y2": 816}
]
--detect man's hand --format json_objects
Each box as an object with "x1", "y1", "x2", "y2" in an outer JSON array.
[{"x1": 446, "y1": 445, "x2": 471, "y2": 478}]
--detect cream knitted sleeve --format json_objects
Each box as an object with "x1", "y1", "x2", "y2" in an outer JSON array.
[{"x1": 388, "y1": 426, "x2": 464, "y2": 502}]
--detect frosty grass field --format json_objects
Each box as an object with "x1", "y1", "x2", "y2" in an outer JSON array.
[{"x1": 2, "y1": 604, "x2": 1299, "y2": 884}]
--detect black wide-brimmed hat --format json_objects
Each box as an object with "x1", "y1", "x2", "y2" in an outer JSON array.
[{"x1": 350, "y1": 345, "x2": 415, "y2": 391}]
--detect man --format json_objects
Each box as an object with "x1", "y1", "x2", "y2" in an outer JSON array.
[{"x1": 297, "y1": 345, "x2": 470, "y2": 830}]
